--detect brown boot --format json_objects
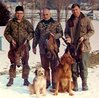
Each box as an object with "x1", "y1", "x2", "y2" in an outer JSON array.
[
  {"x1": 82, "y1": 79, "x2": 88, "y2": 91},
  {"x1": 6, "y1": 78, "x2": 13, "y2": 87},
  {"x1": 73, "y1": 78, "x2": 78, "y2": 91}
]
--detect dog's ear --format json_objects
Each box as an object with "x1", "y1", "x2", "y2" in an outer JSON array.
[
  {"x1": 34, "y1": 69, "x2": 37, "y2": 75},
  {"x1": 62, "y1": 53, "x2": 74, "y2": 65},
  {"x1": 66, "y1": 54, "x2": 74, "y2": 65}
]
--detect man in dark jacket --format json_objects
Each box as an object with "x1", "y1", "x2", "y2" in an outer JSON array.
[
  {"x1": 33, "y1": 8, "x2": 63, "y2": 89},
  {"x1": 4, "y1": 6, "x2": 34, "y2": 86},
  {"x1": 64, "y1": 3, "x2": 94, "y2": 91}
]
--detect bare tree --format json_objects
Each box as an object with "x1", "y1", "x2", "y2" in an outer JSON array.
[
  {"x1": 89, "y1": 0, "x2": 96, "y2": 11},
  {"x1": 64, "y1": 0, "x2": 70, "y2": 26},
  {"x1": 53, "y1": 0, "x2": 64, "y2": 22},
  {"x1": 31, "y1": 0, "x2": 36, "y2": 27},
  {"x1": 36, "y1": 0, "x2": 47, "y2": 20},
  {"x1": 17, "y1": 0, "x2": 25, "y2": 6}
]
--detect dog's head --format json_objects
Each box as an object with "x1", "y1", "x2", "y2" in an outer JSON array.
[
  {"x1": 60, "y1": 52, "x2": 74, "y2": 65},
  {"x1": 35, "y1": 67, "x2": 45, "y2": 77}
]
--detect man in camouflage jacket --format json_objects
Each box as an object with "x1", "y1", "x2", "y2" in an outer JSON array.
[
  {"x1": 4, "y1": 6, "x2": 34, "y2": 86},
  {"x1": 64, "y1": 3, "x2": 94, "y2": 91},
  {"x1": 32, "y1": 8, "x2": 63, "y2": 89}
]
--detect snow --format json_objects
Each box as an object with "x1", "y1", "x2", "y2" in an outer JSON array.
[
  {"x1": 0, "y1": 66, "x2": 99, "y2": 98},
  {"x1": 0, "y1": 19, "x2": 99, "y2": 98}
]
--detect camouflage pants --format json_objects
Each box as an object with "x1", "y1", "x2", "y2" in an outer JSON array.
[
  {"x1": 40, "y1": 54, "x2": 58, "y2": 88},
  {"x1": 8, "y1": 45, "x2": 30, "y2": 79},
  {"x1": 71, "y1": 52, "x2": 89, "y2": 80}
]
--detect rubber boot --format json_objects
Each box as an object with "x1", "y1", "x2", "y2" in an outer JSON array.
[
  {"x1": 73, "y1": 78, "x2": 78, "y2": 91},
  {"x1": 52, "y1": 82, "x2": 56, "y2": 89},
  {"x1": 46, "y1": 80, "x2": 50, "y2": 89},
  {"x1": 23, "y1": 79, "x2": 30, "y2": 86},
  {"x1": 82, "y1": 79, "x2": 88, "y2": 91},
  {"x1": 6, "y1": 78, "x2": 13, "y2": 87}
]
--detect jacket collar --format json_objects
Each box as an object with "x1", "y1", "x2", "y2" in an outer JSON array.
[
  {"x1": 41, "y1": 18, "x2": 55, "y2": 23},
  {"x1": 13, "y1": 17, "x2": 25, "y2": 23}
]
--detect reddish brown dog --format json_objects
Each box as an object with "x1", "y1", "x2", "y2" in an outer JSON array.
[{"x1": 53, "y1": 52, "x2": 74, "y2": 96}]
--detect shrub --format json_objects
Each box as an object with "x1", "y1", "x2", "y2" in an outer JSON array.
[{"x1": 0, "y1": 1, "x2": 10, "y2": 26}]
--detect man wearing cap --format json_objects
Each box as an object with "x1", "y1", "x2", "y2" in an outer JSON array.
[{"x1": 4, "y1": 6, "x2": 34, "y2": 86}]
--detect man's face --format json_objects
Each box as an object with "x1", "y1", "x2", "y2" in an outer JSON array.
[
  {"x1": 43, "y1": 9, "x2": 51, "y2": 20},
  {"x1": 15, "y1": 11, "x2": 24, "y2": 21},
  {"x1": 72, "y1": 6, "x2": 81, "y2": 18}
]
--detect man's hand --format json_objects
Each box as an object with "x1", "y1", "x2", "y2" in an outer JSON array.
[
  {"x1": 79, "y1": 37, "x2": 84, "y2": 42},
  {"x1": 24, "y1": 40, "x2": 27, "y2": 45},
  {"x1": 66, "y1": 37, "x2": 72, "y2": 43},
  {"x1": 12, "y1": 39, "x2": 16, "y2": 47},
  {"x1": 33, "y1": 48, "x2": 36, "y2": 54}
]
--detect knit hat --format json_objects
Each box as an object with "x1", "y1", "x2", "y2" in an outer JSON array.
[{"x1": 15, "y1": 6, "x2": 24, "y2": 12}]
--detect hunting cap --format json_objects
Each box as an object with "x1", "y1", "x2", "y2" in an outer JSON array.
[{"x1": 15, "y1": 5, "x2": 24, "y2": 12}]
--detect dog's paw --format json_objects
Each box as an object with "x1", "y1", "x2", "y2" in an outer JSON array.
[
  {"x1": 69, "y1": 92, "x2": 74, "y2": 96},
  {"x1": 42, "y1": 93, "x2": 46, "y2": 96},
  {"x1": 54, "y1": 91, "x2": 58, "y2": 95}
]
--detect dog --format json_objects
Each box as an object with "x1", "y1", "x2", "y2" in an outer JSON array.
[
  {"x1": 15, "y1": 44, "x2": 26, "y2": 67},
  {"x1": 29, "y1": 67, "x2": 46, "y2": 98},
  {"x1": 8, "y1": 44, "x2": 26, "y2": 67},
  {"x1": 45, "y1": 33, "x2": 59, "y2": 59},
  {"x1": 52, "y1": 51, "x2": 74, "y2": 96}
]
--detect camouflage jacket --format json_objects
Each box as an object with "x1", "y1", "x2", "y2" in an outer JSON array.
[
  {"x1": 4, "y1": 18, "x2": 34, "y2": 48},
  {"x1": 65, "y1": 12, "x2": 94, "y2": 52},
  {"x1": 33, "y1": 18, "x2": 63, "y2": 54}
]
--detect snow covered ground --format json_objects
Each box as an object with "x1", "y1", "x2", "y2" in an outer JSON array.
[
  {"x1": 0, "y1": 66, "x2": 99, "y2": 98},
  {"x1": 0, "y1": 19, "x2": 99, "y2": 98}
]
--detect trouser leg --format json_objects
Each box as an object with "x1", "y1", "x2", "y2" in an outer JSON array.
[
  {"x1": 9, "y1": 64, "x2": 16, "y2": 78},
  {"x1": 50, "y1": 57, "x2": 58, "y2": 89},
  {"x1": 79, "y1": 52, "x2": 89, "y2": 80},
  {"x1": 40, "y1": 54, "x2": 50, "y2": 88},
  {"x1": 71, "y1": 61, "x2": 79, "y2": 91},
  {"x1": 7, "y1": 48, "x2": 17, "y2": 87},
  {"x1": 6, "y1": 64, "x2": 16, "y2": 87},
  {"x1": 22, "y1": 48, "x2": 30, "y2": 86},
  {"x1": 22, "y1": 65, "x2": 30, "y2": 79},
  {"x1": 79, "y1": 52, "x2": 89, "y2": 90}
]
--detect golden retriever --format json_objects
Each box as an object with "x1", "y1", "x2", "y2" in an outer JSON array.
[{"x1": 52, "y1": 52, "x2": 74, "y2": 96}]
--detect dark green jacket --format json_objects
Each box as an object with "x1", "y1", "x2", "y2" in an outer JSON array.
[
  {"x1": 4, "y1": 18, "x2": 34, "y2": 48},
  {"x1": 33, "y1": 18, "x2": 63, "y2": 54}
]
